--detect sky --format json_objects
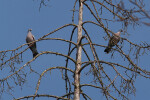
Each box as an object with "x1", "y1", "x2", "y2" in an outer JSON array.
[{"x1": 0, "y1": 0, "x2": 150, "y2": 100}]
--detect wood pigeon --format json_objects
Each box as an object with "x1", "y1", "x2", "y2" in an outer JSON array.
[
  {"x1": 104, "y1": 29, "x2": 123, "y2": 53},
  {"x1": 26, "y1": 29, "x2": 39, "y2": 57}
]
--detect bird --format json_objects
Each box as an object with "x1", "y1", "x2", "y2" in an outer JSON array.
[
  {"x1": 104, "y1": 29, "x2": 123, "y2": 53},
  {"x1": 26, "y1": 29, "x2": 39, "y2": 57}
]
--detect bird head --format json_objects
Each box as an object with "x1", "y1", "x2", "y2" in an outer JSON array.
[
  {"x1": 28, "y1": 29, "x2": 32, "y2": 32},
  {"x1": 119, "y1": 29, "x2": 123, "y2": 32},
  {"x1": 114, "y1": 29, "x2": 123, "y2": 36}
]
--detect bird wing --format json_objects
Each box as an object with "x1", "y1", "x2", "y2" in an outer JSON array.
[
  {"x1": 32, "y1": 35, "x2": 37, "y2": 48},
  {"x1": 32, "y1": 35, "x2": 35, "y2": 40},
  {"x1": 108, "y1": 36, "x2": 120, "y2": 47}
]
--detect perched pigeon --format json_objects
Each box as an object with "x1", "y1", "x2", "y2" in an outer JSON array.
[
  {"x1": 26, "y1": 29, "x2": 39, "y2": 57},
  {"x1": 104, "y1": 30, "x2": 123, "y2": 53}
]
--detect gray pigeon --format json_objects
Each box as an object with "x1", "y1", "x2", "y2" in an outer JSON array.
[
  {"x1": 104, "y1": 30, "x2": 123, "y2": 53},
  {"x1": 26, "y1": 29, "x2": 39, "y2": 57}
]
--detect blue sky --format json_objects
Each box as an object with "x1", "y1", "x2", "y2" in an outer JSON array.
[{"x1": 0, "y1": 0, "x2": 150, "y2": 100}]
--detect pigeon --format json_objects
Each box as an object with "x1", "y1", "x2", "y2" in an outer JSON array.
[
  {"x1": 104, "y1": 29, "x2": 123, "y2": 53},
  {"x1": 26, "y1": 29, "x2": 39, "y2": 57}
]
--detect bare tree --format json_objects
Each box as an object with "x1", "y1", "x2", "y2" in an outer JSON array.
[{"x1": 0, "y1": 0, "x2": 150, "y2": 100}]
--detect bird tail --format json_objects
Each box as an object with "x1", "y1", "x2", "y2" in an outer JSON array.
[
  {"x1": 104, "y1": 47, "x2": 111, "y2": 53},
  {"x1": 33, "y1": 51, "x2": 39, "y2": 57}
]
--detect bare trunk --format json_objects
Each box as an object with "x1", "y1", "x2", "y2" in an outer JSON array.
[{"x1": 73, "y1": 0, "x2": 83, "y2": 100}]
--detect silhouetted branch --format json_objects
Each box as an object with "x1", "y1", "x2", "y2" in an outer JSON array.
[
  {"x1": 33, "y1": 66, "x2": 74, "y2": 99},
  {"x1": 65, "y1": 26, "x2": 77, "y2": 99},
  {"x1": 15, "y1": 94, "x2": 70, "y2": 100}
]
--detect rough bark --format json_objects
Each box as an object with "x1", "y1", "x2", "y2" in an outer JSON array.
[{"x1": 73, "y1": 0, "x2": 83, "y2": 100}]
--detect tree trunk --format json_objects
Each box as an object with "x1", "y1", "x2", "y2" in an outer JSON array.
[{"x1": 73, "y1": 0, "x2": 83, "y2": 100}]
